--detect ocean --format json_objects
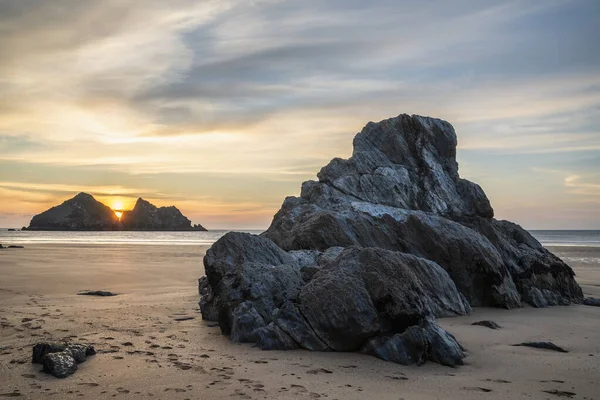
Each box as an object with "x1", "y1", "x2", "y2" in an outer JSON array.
[
  {"x1": 0, "y1": 229, "x2": 599, "y2": 247},
  {"x1": 0, "y1": 229, "x2": 261, "y2": 246}
]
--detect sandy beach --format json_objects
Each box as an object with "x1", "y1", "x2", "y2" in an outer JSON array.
[{"x1": 1, "y1": 243, "x2": 598, "y2": 399}]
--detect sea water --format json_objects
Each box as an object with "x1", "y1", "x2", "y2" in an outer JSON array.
[
  {"x1": 1, "y1": 229, "x2": 599, "y2": 247},
  {"x1": 0, "y1": 229, "x2": 261, "y2": 246}
]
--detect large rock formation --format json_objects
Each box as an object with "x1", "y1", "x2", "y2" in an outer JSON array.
[
  {"x1": 27, "y1": 192, "x2": 120, "y2": 231},
  {"x1": 27, "y1": 193, "x2": 207, "y2": 231},
  {"x1": 120, "y1": 198, "x2": 206, "y2": 231},
  {"x1": 199, "y1": 114, "x2": 583, "y2": 367}
]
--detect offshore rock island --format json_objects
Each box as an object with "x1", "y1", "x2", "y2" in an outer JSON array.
[
  {"x1": 199, "y1": 113, "x2": 583, "y2": 367},
  {"x1": 25, "y1": 192, "x2": 206, "y2": 231}
]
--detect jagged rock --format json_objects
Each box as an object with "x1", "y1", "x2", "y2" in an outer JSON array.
[
  {"x1": 27, "y1": 192, "x2": 120, "y2": 231},
  {"x1": 32, "y1": 342, "x2": 96, "y2": 378},
  {"x1": 263, "y1": 114, "x2": 582, "y2": 308},
  {"x1": 42, "y1": 352, "x2": 78, "y2": 378},
  {"x1": 120, "y1": 198, "x2": 206, "y2": 231},
  {"x1": 199, "y1": 113, "x2": 583, "y2": 367},
  {"x1": 472, "y1": 320, "x2": 501, "y2": 329}
]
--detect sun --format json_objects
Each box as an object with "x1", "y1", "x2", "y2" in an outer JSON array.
[{"x1": 111, "y1": 200, "x2": 124, "y2": 219}]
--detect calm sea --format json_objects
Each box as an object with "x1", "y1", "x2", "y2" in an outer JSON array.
[
  {"x1": 0, "y1": 229, "x2": 599, "y2": 247},
  {"x1": 0, "y1": 229, "x2": 262, "y2": 246}
]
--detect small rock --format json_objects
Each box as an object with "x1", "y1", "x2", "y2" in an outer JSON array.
[
  {"x1": 8, "y1": 245, "x2": 24, "y2": 249},
  {"x1": 583, "y1": 297, "x2": 600, "y2": 307},
  {"x1": 306, "y1": 368, "x2": 333, "y2": 374},
  {"x1": 174, "y1": 317, "x2": 195, "y2": 322},
  {"x1": 32, "y1": 342, "x2": 95, "y2": 378},
  {"x1": 513, "y1": 342, "x2": 568, "y2": 353},
  {"x1": 471, "y1": 320, "x2": 501, "y2": 329},
  {"x1": 543, "y1": 389, "x2": 576, "y2": 398},
  {"x1": 77, "y1": 290, "x2": 118, "y2": 297}
]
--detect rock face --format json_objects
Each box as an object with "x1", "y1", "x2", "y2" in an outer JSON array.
[
  {"x1": 26, "y1": 193, "x2": 207, "y2": 231},
  {"x1": 199, "y1": 113, "x2": 583, "y2": 367},
  {"x1": 120, "y1": 198, "x2": 207, "y2": 231},
  {"x1": 27, "y1": 192, "x2": 120, "y2": 231}
]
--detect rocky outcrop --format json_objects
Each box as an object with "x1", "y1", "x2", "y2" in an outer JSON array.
[
  {"x1": 26, "y1": 193, "x2": 207, "y2": 231},
  {"x1": 27, "y1": 193, "x2": 120, "y2": 231},
  {"x1": 120, "y1": 198, "x2": 206, "y2": 231},
  {"x1": 198, "y1": 113, "x2": 583, "y2": 367}
]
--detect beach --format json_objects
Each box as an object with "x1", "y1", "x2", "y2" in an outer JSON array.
[{"x1": 0, "y1": 242, "x2": 599, "y2": 399}]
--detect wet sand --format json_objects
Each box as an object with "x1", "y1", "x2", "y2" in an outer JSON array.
[{"x1": 0, "y1": 244, "x2": 598, "y2": 399}]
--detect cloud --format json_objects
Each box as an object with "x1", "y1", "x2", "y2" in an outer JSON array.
[
  {"x1": 564, "y1": 175, "x2": 600, "y2": 198},
  {"x1": 0, "y1": 0, "x2": 599, "y2": 228}
]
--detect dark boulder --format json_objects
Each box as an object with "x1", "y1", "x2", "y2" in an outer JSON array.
[{"x1": 199, "y1": 114, "x2": 583, "y2": 367}]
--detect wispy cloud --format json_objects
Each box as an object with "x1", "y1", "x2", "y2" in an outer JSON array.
[{"x1": 0, "y1": 0, "x2": 599, "y2": 228}]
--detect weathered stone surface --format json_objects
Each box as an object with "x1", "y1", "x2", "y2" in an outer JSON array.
[
  {"x1": 32, "y1": 343, "x2": 66, "y2": 364},
  {"x1": 255, "y1": 323, "x2": 298, "y2": 350},
  {"x1": 202, "y1": 232, "x2": 303, "y2": 335},
  {"x1": 42, "y1": 352, "x2": 78, "y2": 378},
  {"x1": 199, "y1": 113, "x2": 583, "y2": 367},
  {"x1": 274, "y1": 301, "x2": 329, "y2": 351},
  {"x1": 27, "y1": 192, "x2": 120, "y2": 231},
  {"x1": 361, "y1": 326, "x2": 428, "y2": 366}
]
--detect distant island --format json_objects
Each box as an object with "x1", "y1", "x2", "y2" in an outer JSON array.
[{"x1": 24, "y1": 192, "x2": 207, "y2": 231}]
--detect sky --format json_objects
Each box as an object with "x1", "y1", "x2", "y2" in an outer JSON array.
[{"x1": 0, "y1": 0, "x2": 599, "y2": 230}]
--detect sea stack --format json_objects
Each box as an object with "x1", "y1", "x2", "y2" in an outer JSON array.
[
  {"x1": 120, "y1": 198, "x2": 207, "y2": 231},
  {"x1": 198, "y1": 113, "x2": 583, "y2": 366},
  {"x1": 26, "y1": 194, "x2": 207, "y2": 231},
  {"x1": 27, "y1": 192, "x2": 120, "y2": 231}
]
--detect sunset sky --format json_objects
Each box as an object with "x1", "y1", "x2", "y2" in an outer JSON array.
[{"x1": 0, "y1": 0, "x2": 598, "y2": 229}]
